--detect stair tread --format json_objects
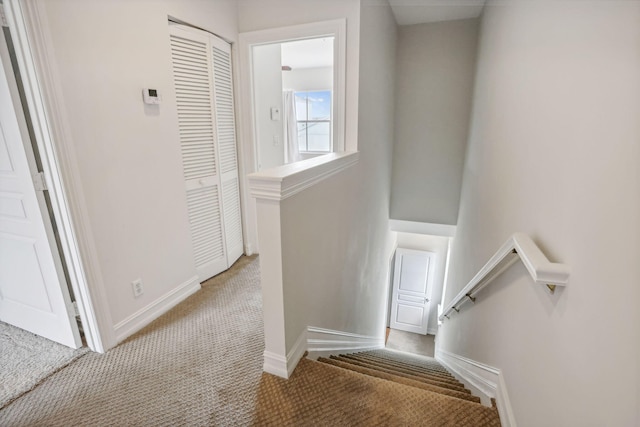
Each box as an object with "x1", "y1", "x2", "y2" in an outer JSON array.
[
  {"x1": 318, "y1": 357, "x2": 481, "y2": 404},
  {"x1": 255, "y1": 357, "x2": 501, "y2": 426},
  {"x1": 329, "y1": 355, "x2": 470, "y2": 393},
  {"x1": 363, "y1": 349, "x2": 449, "y2": 371},
  {"x1": 340, "y1": 354, "x2": 461, "y2": 386},
  {"x1": 344, "y1": 354, "x2": 461, "y2": 384},
  {"x1": 355, "y1": 351, "x2": 451, "y2": 373}
]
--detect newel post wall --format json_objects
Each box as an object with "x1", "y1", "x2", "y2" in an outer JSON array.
[{"x1": 248, "y1": 152, "x2": 359, "y2": 378}]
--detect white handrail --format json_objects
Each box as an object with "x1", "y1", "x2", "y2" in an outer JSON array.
[{"x1": 439, "y1": 233, "x2": 570, "y2": 321}]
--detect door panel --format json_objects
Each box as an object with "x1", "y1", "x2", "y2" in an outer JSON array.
[
  {"x1": 0, "y1": 32, "x2": 81, "y2": 348},
  {"x1": 170, "y1": 24, "x2": 244, "y2": 281},
  {"x1": 170, "y1": 26, "x2": 227, "y2": 281},
  {"x1": 390, "y1": 248, "x2": 435, "y2": 335}
]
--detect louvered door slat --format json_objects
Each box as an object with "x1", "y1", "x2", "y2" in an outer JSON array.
[
  {"x1": 170, "y1": 32, "x2": 217, "y2": 182},
  {"x1": 212, "y1": 46, "x2": 238, "y2": 175}
]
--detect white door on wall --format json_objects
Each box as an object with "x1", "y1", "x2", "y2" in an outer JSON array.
[
  {"x1": 169, "y1": 24, "x2": 243, "y2": 282},
  {"x1": 0, "y1": 30, "x2": 81, "y2": 348},
  {"x1": 389, "y1": 248, "x2": 435, "y2": 335}
]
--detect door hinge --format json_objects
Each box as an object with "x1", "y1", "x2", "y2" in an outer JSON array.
[
  {"x1": 0, "y1": 5, "x2": 8, "y2": 28},
  {"x1": 32, "y1": 171, "x2": 48, "y2": 191}
]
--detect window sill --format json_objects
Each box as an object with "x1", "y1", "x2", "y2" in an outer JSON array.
[{"x1": 248, "y1": 151, "x2": 359, "y2": 201}]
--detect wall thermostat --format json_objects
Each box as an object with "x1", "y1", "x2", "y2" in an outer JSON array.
[{"x1": 142, "y1": 88, "x2": 161, "y2": 105}]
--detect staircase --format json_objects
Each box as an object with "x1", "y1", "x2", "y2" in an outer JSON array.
[{"x1": 254, "y1": 348, "x2": 502, "y2": 426}]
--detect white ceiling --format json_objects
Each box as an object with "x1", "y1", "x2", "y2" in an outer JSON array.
[
  {"x1": 280, "y1": 37, "x2": 334, "y2": 70},
  {"x1": 388, "y1": 0, "x2": 486, "y2": 26}
]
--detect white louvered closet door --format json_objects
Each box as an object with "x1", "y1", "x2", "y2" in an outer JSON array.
[
  {"x1": 169, "y1": 24, "x2": 243, "y2": 281},
  {"x1": 211, "y1": 37, "x2": 243, "y2": 267}
]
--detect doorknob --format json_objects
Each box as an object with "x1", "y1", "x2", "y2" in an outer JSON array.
[{"x1": 425, "y1": 298, "x2": 430, "y2": 303}]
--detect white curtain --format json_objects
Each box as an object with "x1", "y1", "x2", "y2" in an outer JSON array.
[{"x1": 283, "y1": 90, "x2": 300, "y2": 163}]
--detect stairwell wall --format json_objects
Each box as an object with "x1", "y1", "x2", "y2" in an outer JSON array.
[
  {"x1": 390, "y1": 19, "x2": 479, "y2": 225},
  {"x1": 437, "y1": 2, "x2": 640, "y2": 426}
]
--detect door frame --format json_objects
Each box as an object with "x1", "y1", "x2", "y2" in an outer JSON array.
[
  {"x1": 3, "y1": 0, "x2": 112, "y2": 351},
  {"x1": 237, "y1": 19, "x2": 347, "y2": 255}
]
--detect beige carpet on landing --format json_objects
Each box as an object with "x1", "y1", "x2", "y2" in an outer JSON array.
[
  {"x1": 2, "y1": 255, "x2": 500, "y2": 426},
  {"x1": 0, "y1": 322, "x2": 89, "y2": 409},
  {"x1": 386, "y1": 328, "x2": 436, "y2": 357},
  {"x1": 0, "y1": 256, "x2": 264, "y2": 426}
]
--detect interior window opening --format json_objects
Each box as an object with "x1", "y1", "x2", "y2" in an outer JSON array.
[{"x1": 251, "y1": 36, "x2": 335, "y2": 170}]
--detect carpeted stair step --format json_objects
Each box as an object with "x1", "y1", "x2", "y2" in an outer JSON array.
[
  {"x1": 328, "y1": 355, "x2": 470, "y2": 394},
  {"x1": 338, "y1": 353, "x2": 462, "y2": 387},
  {"x1": 255, "y1": 357, "x2": 501, "y2": 426},
  {"x1": 342, "y1": 353, "x2": 462, "y2": 385},
  {"x1": 333, "y1": 354, "x2": 467, "y2": 392},
  {"x1": 363, "y1": 349, "x2": 452, "y2": 371},
  {"x1": 363, "y1": 349, "x2": 451, "y2": 373},
  {"x1": 317, "y1": 357, "x2": 481, "y2": 404},
  {"x1": 353, "y1": 351, "x2": 455, "y2": 377}
]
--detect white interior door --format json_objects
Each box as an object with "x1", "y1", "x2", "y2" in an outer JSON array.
[
  {"x1": 390, "y1": 248, "x2": 435, "y2": 335},
  {"x1": 169, "y1": 24, "x2": 243, "y2": 282},
  {"x1": 0, "y1": 29, "x2": 81, "y2": 348}
]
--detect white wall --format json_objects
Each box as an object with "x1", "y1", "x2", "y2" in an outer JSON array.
[
  {"x1": 272, "y1": 0, "x2": 397, "y2": 349},
  {"x1": 390, "y1": 19, "x2": 478, "y2": 225},
  {"x1": 394, "y1": 233, "x2": 449, "y2": 334},
  {"x1": 253, "y1": 44, "x2": 284, "y2": 170},
  {"x1": 438, "y1": 2, "x2": 640, "y2": 426},
  {"x1": 282, "y1": 66, "x2": 333, "y2": 92},
  {"x1": 39, "y1": 0, "x2": 238, "y2": 345}
]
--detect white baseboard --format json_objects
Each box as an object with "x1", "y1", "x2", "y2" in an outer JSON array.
[
  {"x1": 263, "y1": 329, "x2": 307, "y2": 379},
  {"x1": 436, "y1": 349, "x2": 516, "y2": 427},
  {"x1": 113, "y1": 276, "x2": 201, "y2": 343},
  {"x1": 307, "y1": 326, "x2": 385, "y2": 353}
]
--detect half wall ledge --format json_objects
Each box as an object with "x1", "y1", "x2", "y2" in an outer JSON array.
[{"x1": 248, "y1": 151, "x2": 359, "y2": 201}]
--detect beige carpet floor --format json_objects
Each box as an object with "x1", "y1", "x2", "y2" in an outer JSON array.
[
  {"x1": 386, "y1": 328, "x2": 436, "y2": 357},
  {"x1": 0, "y1": 255, "x2": 264, "y2": 426},
  {"x1": 0, "y1": 322, "x2": 89, "y2": 410}
]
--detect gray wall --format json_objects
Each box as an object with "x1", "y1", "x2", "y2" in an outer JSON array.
[
  {"x1": 437, "y1": 2, "x2": 640, "y2": 425},
  {"x1": 390, "y1": 19, "x2": 479, "y2": 225}
]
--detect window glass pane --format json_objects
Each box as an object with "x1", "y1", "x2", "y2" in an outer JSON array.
[
  {"x1": 308, "y1": 91, "x2": 331, "y2": 121},
  {"x1": 295, "y1": 92, "x2": 307, "y2": 120},
  {"x1": 297, "y1": 122, "x2": 307, "y2": 151},
  {"x1": 307, "y1": 122, "x2": 331, "y2": 152}
]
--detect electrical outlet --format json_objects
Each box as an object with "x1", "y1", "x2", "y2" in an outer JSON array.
[{"x1": 132, "y1": 279, "x2": 144, "y2": 298}]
